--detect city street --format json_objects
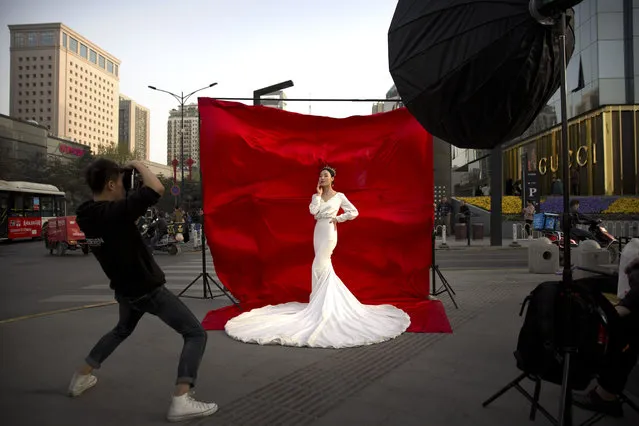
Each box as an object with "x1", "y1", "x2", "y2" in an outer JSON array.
[
  {"x1": 0, "y1": 240, "x2": 527, "y2": 322},
  {"x1": 1, "y1": 242, "x2": 636, "y2": 426},
  {"x1": 0, "y1": 240, "x2": 224, "y2": 322},
  {"x1": 2, "y1": 239, "x2": 637, "y2": 426}
]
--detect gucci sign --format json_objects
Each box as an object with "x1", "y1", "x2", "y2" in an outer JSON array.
[{"x1": 538, "y1": 145, "x2": 593, "y2": 175}]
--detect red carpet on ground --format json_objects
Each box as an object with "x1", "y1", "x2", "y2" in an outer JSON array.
[{"x1": 197, "y1": 100, "x2": 451, "y2": 334}]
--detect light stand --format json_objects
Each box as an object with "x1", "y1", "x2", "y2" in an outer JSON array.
[
  {"x1": 430, "y1": 230, "x2": 458, "y2": 308},
  {"x1": 149, "y1": 83, "x2": 239, "y2": 302},
  {"x1": 176, "y1": 113, "x2": 238, "y2": 305},
  {"x1": 557, "y1": 11, "x2": 575, "y2": 425},
  {"x1": 483, "y1": 6, "x2": 581, "y2": 426}
]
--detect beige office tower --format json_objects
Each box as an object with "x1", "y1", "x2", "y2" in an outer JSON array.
[
  {"x1": 118, "y1": 94, "x2": 150, "y2": 160},
  {"x1": 8, "y1": 23, "x2": 121, "y2": 152}
]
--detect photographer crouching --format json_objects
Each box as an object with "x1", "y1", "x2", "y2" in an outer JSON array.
[
  {"x1": 574, "y1": 257, "x2": 639, "y2": 417},
  {"x1": 68, "y1": 158, "x2": 218, "y2": 423}
]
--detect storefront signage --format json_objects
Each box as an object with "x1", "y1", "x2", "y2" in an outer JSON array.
[
  {"x1": 8, "y1": 217, "x2": 42, "y2": 239},
  {"x1": 59, "y1": 144, "x2": 86, "y2": 157},
  {"x1": 523, "y1": 171, "x2": 541, "y2": 210},
  {"x1": 538, "y1": 145, "x2": 593, "y2": 175}
]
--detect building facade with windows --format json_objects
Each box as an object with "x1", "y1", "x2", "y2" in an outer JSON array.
[
  {"x1": 167, "y1": 104, "x2": 200, "y2": 174},
  {"x1": 118, "y1": 94, "x2": 150, "y2": 160},
  {"x1": 450, "y1": 1, "x2": 639, "y2": 196},
  {"x1": 261, "y1": 90, "x2": 288, "y2": 110},
  {"x1": 8, "y1": 23, "x2": 121, "y2": 153},
  {"x1": 0, "y1": 114, "x2": 90, "y2": 181},
  {"x1": 141, "y1": 160, "x2": 173, "y2": 178}
]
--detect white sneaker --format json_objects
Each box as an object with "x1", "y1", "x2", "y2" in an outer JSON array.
[
  {"x1": 167, "y1": 392, "x2": 218, "y2": 422},
  {"x1": 68, "y1": 372, "x2": 97, "y2": 397}
]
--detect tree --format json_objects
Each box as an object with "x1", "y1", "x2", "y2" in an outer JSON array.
[
  {"x1": 154, "y1": 174, "x2": 202, "y2": 214},
  {"x1": 45, "y1": 153, "x2": 94, "y2": 212},
  {"x1": 93, "y1": 143, "x2": 142, "y2": 164}
]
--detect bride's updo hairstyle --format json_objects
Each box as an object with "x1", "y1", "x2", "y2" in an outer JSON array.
[{"x1": 321, "y1": 166, "x2": 336, "y2": 178}]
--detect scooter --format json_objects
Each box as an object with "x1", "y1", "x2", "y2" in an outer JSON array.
[
  {"x1": 574, "y1": 218, "x2": 620, "y2": 263},
  {"x1": 141, "y1": 220, "x2": 182, "y2": 256},
  {"x1": 543, "y1": 219, "x2": 619, "y2": 264}
]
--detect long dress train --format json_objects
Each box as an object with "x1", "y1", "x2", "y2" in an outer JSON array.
[{"x1": 224, "y1": 192, "x2": 411, "y2": 348}]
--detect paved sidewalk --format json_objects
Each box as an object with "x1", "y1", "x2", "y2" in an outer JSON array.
[{"x1": 1, "y1": 269, "x2": 637, "y2": 425}]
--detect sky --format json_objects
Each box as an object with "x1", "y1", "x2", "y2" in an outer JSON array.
[{"x1": 0, "y1": 0, "x2": 398, "y2": 164}]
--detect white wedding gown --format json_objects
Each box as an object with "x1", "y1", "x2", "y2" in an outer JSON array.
[{"x1": 224, "y1": 192, "x2": 411, "y2": 348}]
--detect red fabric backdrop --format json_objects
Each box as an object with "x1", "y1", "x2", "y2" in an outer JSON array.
[{"x1": 198, "y1": 99, "x2": 451, "y2": 333}]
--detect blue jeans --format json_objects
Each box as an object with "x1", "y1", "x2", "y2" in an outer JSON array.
[{"x1": 85, "y1": 286, "x2": 208, "y2": 387}]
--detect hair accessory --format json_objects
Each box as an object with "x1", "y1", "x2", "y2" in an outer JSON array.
[{"x1": 322, "y1": 165, "x2": 336, "y2": 177}]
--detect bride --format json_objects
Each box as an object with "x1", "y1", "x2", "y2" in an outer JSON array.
[{"x1": 224, "y1": 166, "x2": 411, "y2": 348}]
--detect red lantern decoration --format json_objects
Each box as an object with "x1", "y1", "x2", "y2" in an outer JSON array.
[
  {"x1": 186, "y1": 158, "x2": 195, "y2": 180},
  {"x1": 171, "y1": 158, "x2": 179, "y2": 182}
]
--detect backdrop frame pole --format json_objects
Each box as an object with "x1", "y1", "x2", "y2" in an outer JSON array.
[{"x1": 209, "y1": 97, "x2": 392, "y2": 103}]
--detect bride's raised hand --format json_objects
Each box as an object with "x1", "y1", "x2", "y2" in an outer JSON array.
[{"x1": 316, "y1": 179, "x2": 323, "y2": 196}]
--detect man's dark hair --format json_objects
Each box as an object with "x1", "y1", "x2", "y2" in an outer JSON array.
[
  {"x1": 570, "y1": 199, "x2": 580, "y2": 208},
  {"x1": 85, "y1": 158, "x2": 122, "y2": 194}
]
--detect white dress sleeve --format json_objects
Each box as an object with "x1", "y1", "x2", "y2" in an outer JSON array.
[
  {"x1": 336, "y1": 193, "x2": 359, "y2": 223},
  {"x1": 309, "y1": 194, "x2": 321, "y2": 216}
]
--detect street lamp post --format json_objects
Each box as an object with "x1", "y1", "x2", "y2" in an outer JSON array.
[
  {"x1": 253, "y1": 80, "x2": 294, "y2": 106},
  {"x1": 148, "y1": 82, "x2": 218, "y2": 205}
]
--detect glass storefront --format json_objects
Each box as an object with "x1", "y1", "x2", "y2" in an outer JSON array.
[
  {"x1": 503, "y1": 105, "x2": 639, "y2": 196},
  {"x1": 452, "y1": 2, "x2": 639, "y2": 197}
]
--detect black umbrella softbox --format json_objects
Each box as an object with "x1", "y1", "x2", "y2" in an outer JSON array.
[{"x1": 388, "y1": 0, "x2": 575, "y2": 149}]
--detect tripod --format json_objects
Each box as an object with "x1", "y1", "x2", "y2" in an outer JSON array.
[
  {"x1": 431, "y1": 231, "x2": 458, "y2": 308},
  {"x1": 177, "y1": 111, "x2": 238, "y2": 304},
  {"x1": 483, "y1": 371, "x2": 639, "y2": 426},
  {"x1": 178, "y1": 219, "x2": 238, "y2": 305}
]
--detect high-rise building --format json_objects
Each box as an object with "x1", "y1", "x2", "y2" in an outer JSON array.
[
  {"x1": 167, "y1": 103, "x2": 199, "y2": 176},
  {"x1": 8, "y1": 23, "x2": 121, "y2": 152},
  {"x1": 118, "y1": 94, "x2": 150, "y2": 160},
  {"x1": 371, "y1": 102, "x2": 385, "y2": 114},
  {"x1": 261, "y1": 90, "x2": 288, "y2": 110}
]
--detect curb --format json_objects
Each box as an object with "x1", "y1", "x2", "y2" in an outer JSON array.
[
  {"x1": 435, "y1": 243, "x2": 528, "y2": 250},
  {"x1": 435, "y1": 245, "x2": 528, "y2": 251}
]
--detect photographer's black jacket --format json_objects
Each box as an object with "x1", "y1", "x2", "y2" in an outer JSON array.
[{"x1": 76, "y1": 187, "x2": 165, "y2": 297}]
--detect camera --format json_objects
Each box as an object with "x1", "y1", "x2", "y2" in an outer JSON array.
[{"x1": 122, "y1": 166, "x2": 143, "y2": 192}]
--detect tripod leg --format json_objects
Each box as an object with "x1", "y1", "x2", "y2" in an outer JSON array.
[
  {"x1": 620, "y1": 393, "x2": 639, "y2": 414},
  {"x1": 206, "y1": 272, "x2": 238, "y2": 306},
  {"x1": 178, "y1": 273, "x2": 204, "y2": 296},
  {"x1": 437, "y1": 268, "x2": 457, "y2": 296},
  {"x1": 558, "y1": 352, "x2": 574, "y2": 426},
  {"x1": 435, "y1": 267, "x2": 458, "y2": 309},
  {"x1": 578, "y1": 413, "x2": 604, "y2": 426},
  {"x1": 201, "y1": 273, "x2": 214, "y2": 298},
  {"x1": 482, "y1": 372, "x2": 527, "y2": 407},
  {"x1": 513, "y1": 383, "x2": 558, "y2": 425},
  {"x1": 530, "y1": 377, "x2": 542, "y2": 421}
]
